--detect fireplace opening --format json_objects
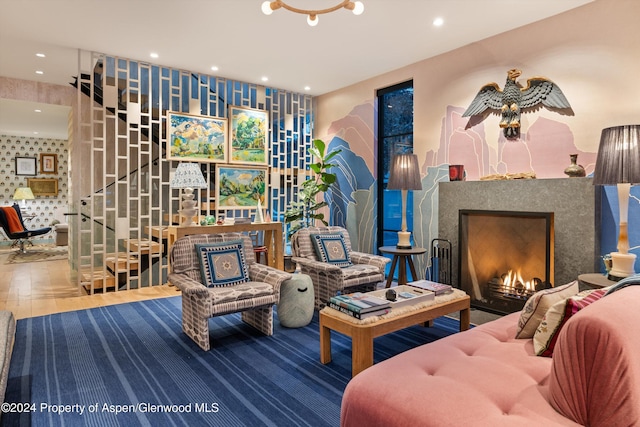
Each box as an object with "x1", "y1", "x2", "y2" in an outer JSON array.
[{"x1": 458, "y1": 210, "x2": 554, "y2": 314}]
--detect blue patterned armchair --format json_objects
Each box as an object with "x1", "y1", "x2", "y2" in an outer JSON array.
[
  {"x1": 168, "y1": 232, "x2": 291, "y2": 351},
  {"x1": 291, "y1": 226, "x2": 390, "y2": 310}
]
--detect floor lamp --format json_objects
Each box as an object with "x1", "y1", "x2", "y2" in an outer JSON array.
[
  {"x1": 593, "y1": 125, "x2": 640, "y2": 279},
  {"x1": 170, "y1": 163, "x2": 208, "y2": 227},
  {"x1": 387, "y1": 153, "x2": 422, "y2": 249}
]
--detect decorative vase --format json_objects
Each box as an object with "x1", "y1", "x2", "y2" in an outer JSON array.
[{"x1": 564, "y1": 154, "x2": 586, "y2": 177}]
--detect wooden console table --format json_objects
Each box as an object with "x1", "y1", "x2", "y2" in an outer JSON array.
[{"x1": 167, "y1": 222, "x2": 284, "y2": 270}]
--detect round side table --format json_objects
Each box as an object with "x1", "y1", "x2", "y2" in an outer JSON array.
[
  {"x1": 577, "y1": 273, "x2": 616, "y2": 290},
  {"x1": 379, "y1": 246, "x2": 427, "y2": 288}
]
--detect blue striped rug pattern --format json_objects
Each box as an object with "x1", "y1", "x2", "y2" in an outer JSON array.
[{"x1": 4, "y1": 296, "x2": 459, "y2": 427}]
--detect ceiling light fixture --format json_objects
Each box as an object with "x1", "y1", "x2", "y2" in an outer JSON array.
[{"x1": 261, "y1": 1, "x2": 364, "y2": 26}]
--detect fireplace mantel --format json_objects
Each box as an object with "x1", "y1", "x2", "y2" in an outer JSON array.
[{"x1": 438, "y1": 178, "x2": 599, "y2": 288}]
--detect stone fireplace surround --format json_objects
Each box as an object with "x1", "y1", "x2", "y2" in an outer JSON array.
[{"x1": 438, "y1": 178, "x2": 599, "y2": 290}]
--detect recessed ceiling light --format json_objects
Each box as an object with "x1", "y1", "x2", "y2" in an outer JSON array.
[
  {"x1": 211, "y1": 66, "x2": 219, "y2": 71},
  {"x1": 36, "y1": 53, "x2": 46, "y2": 58},
  {"x1": 34, "y1": 109, "x2": 42, "y2": 113},
  {"x1": 33, "y1": 131, "x2": 39, "y2": 135},
  {"x1": 150, "y1": 52, "x2": 159, "y2": 59},
  {"x1": 35, "y1": 70, "x2": 44, "y2": 75},
  {"x1": 261, "y1": 76, "x2": 269, "y2": 82},
  {"x1": 433, "y1": 17, "x2": 444, "y2": 27},
  {"x1": 304, "y1": 86, "x2": 311, "y2": 91}
]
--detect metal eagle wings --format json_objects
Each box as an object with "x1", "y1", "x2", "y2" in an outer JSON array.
[{"x1": 462, "y1": 69, "x2": 573, "y2": 139}]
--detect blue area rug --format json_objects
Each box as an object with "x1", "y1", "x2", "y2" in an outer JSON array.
[{"x1": 4, "y1": 297, "x2": 460, "y2": 426}]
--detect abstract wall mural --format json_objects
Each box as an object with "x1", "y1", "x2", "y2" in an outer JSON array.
[
  {"x1": 319, "y1": 98, "x2": 637, "y2": 277},
  {"x1": 425, "y1": 106, "x2": 597, "y2": 180},
  {"x1": 325, "y1": 136, "x2": 376, "y2": 253}
]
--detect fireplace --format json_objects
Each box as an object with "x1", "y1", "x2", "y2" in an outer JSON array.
[
  {"x1": 458, "y1": 210, "x2": 554, "y2": 314},
  {"x1": 438, "y1": 178, "x2": 599, "y2": 313}
]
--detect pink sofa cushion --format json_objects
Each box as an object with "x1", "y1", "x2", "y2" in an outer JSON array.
[
  {"x1": 341, "y1": 312, "x2": 580, "y2": 427},
  {"x1": 549, "y1": 286, "x2": 640, "y2": 426}
]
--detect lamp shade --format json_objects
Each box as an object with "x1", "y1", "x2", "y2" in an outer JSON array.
[
  {"x1": 387, "y1": 153, "x2": 422, "y2": 190},
  {"x1": 13, "y1": 187, "x2": 35, "y2": 200},
  {"x1": 169, "y1": 163, "x2": 207, "y2": 189},
  {"x1": 593, "y1": 125, "x2": 640, "y2": 185}
]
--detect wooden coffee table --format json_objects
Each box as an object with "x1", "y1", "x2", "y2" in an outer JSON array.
[{"x1": 319, "y1": 291, "x2": 470, "y2": 377}]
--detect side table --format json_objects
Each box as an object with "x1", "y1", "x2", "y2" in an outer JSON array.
[
  {"x1": 578, "y1": 273, "x2": 616, "y2": 290},
  {"x1": 379, "y1": 246, "x2": 427, "y2": 288}
]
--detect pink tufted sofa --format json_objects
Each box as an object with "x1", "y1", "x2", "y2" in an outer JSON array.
[{"x1": 341, "y1": 286, "x2": 640, "y2": 427}]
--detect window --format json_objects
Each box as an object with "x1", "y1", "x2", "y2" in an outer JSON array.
[{"x1": 376, "y1": 81, "x2": 414, "y2": 279}]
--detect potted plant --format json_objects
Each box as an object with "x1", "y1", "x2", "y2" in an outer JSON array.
[{"x1": 284, "y1": 139, "x2": 341, "y2": 238}]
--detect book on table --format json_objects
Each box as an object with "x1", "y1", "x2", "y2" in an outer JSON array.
[
  {"x1": 366, "y1": 285, "x2": 435, "y2": 309},
  {"x1": 408, "y1": 279, "x2": 453, "y2": 295},
  {"x1": 330, "y1": 293, "x2": 391, "y2": 314},
  {"x1": 327, "y1": 302, "x2": 390, "y2": 319}
]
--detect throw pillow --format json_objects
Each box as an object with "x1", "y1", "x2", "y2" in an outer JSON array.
[
  {"x1": 1, "y1": 206, "x2": 24, "y2": 233},
  {"x1": 195, "y1": 240, "x2": 250, "y2": 287},
  {"x1": 515, "y1": 280, "x2": 579, "y2": 339},
  {"x1": 533, "y1": 288, "x2": 609, "y2": 357},
  {"x1": 310, "y1": 233, "x2": 352, "y2": 267}
]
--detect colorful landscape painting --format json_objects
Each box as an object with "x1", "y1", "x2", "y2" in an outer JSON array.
[
  {"x1": 229, "y1": 106, "x2": 268, "y2": 165},
  {"x1": 167, "y1": 112, "x2": 227, "y2": 163},
  {"x1": 216, "y1": 166, "x2": 266, "y2": 209}
]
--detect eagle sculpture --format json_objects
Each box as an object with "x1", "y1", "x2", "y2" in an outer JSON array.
[{"x1": 462, "y1": 69, "x2": 573, "y2": 139}]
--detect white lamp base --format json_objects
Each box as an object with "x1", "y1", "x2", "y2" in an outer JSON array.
[
  {"x1": 396, "y1": 231, "x2": 412, "y2": 249},
  {"x1": 608, "y1": 251, "x2": 637, "y2": 280},
  {"x1": 179, "y1": 189, "x2": 198, "y2": 227}
]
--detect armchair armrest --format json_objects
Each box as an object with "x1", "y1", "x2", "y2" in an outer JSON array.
[
  {"x1": 167, "y1": 273, "x2": 210, "y2": 297},
  {"x1": 291, "y1": 257, "x2": 343, "y2": 274},
  {"x1": 350, "y1": 251, "x2": 391, "y2": 272},
  {"x1": 248, "y1": 264, "x2": 292, "y2": 293}
]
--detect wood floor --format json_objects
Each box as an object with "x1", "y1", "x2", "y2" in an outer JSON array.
[{"x1": 0, "y1": 249, "x2": 177, "y2": 320}]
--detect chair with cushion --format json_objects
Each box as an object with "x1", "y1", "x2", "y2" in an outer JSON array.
[
  {"x1": 168, "y1": 232, "x2": 292, "y2": 351},
  {"x1": 291, "y1": 226, "x2": 391, "y2": 310},
  {"x1": 0, "y1": 203, "x2": 51, "y2": 253}
]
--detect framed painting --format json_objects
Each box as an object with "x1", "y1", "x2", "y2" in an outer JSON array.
[
  {"x1": 15, "y1": 156, "x2": 37, "y2": 176},
  {"x1": 216, "y1": 165, "x2": 267, "y2": 209},
  {"x1": 166, "y1": 111, "x2": 227, "y2": 163},
  {"x1": 27, "y1": 178, "x2": 58, "y2": 196},
  {"x1": 40, "y1": 153, "x2": 58, "y2": 174},
  {"x1": 228, "y1": 105, "x2": 269, "y2": 165}
]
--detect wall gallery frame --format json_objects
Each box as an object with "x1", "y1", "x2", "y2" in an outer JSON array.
[
  {"x1": 166, "y1": 111, "x2": 227, "y2": 163},
  {"x1": 228, "y1": 106, "x2": 269, "y2": 165},
  {"x1": 40, "y1": 153, "x2": 58, "y2": 174},
  {"x1": 15, "y1": 156, "x2": 37, "y2": 176},
  {"x1": 27, "y1": 178, "x2": 59, "y2": 196},
  {"x1": 216, "y1": 165, "x2": 267, "y2": 209}
]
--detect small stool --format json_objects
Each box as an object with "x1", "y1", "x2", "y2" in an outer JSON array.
[{"x1": 277, "y1": 274, "x2": 314, "y2": 328}]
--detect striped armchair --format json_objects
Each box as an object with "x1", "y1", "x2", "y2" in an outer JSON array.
[
  {"x1": 168, "y1": 233, "x2": 291, "y2": 351},
  {"x1": 291, "y1": 226, "x2": 390, "y2": 310}
]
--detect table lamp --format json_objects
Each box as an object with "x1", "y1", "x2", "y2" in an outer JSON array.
[
  {"x1": 13, "y1": 187, "x2": 35, "y2": 212},
  {"x1": 387, "y1": 153, "x2": 422, "y2": 249},
  {"x1": 169, "y1": 163, "x2": 208, "y2": 226},
  {"x1": 593, "y1": 125, "x2": 640, "y2": 279}
]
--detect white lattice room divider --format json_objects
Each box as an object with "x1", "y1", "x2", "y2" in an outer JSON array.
[{"x1": 73, "y1": 50, "x2": 313, "y2": 293}]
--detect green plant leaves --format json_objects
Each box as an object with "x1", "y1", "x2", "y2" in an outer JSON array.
[{"x1": 283, "y1": 138, "x2": 342, "y2": 238}]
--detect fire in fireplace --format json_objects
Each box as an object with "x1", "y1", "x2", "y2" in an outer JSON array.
[{"x1": 458, "y1": 210, "x2": 554, "y2": 314}]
